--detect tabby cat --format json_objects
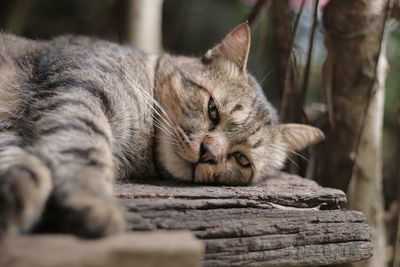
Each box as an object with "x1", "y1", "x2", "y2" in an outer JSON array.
[{"x1": 0, "y1": 24, "x2": 324, "y2": 237}]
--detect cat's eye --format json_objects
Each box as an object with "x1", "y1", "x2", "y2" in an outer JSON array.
[
  {"x1": 208, "y1": 97, "x2": 219, "y2": 124},
  {"x1": 233, "y1": 152, "x2": 251, "y2": 168}
]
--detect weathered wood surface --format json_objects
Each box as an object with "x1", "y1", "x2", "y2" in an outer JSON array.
[
  {"x1": 116, "y1": 172, "x2": 373, "y2": 267},
  {"x1": 0, "y1": 231, "x2": 203, "y2": 267}
]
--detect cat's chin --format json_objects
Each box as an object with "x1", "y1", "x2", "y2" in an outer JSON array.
[{"x1": 156, "y1": 142, "x2": 193, "y2": 182}]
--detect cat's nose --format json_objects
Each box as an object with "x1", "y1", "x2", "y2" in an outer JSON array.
[{"x1": 199, "y1": 142, "x2": 219, "y2": 164}]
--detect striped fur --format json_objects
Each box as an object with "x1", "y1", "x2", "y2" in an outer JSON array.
[{"x1": 0, "y1": 24, "x2": 323, "y2": 237}]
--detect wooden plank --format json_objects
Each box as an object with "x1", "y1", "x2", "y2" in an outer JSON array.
[
  {"x1": 0, "y1": 231, "x2": 204, "y2": 267},
  {"x1": 116, "y1": 172, "x2": 347, "y2": 209},
  {"x1": 0, "y1": 172, "x2": 372, "y2": 267},
  {"x1": 116, "y1": 172, "x2": 372, "y2": 266}
]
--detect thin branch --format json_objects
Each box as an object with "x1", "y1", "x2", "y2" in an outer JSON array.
[
  {"x1": 300, "y1": 0, "x2": 320, "y2": 106},
  {"x1": 292, "y1": 0, "x2": 307, "y2": 37},
  {"x1": 246, "y1": 0, "x2": 271, "y2": 26},
  {"x1": 254, "y1": 9, "x2": 269, "y2": 72},
  {"x1": 280, "y1": 0, "x2": 306, "y2": 120}
]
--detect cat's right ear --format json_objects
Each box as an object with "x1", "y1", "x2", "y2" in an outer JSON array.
[
  {"x1": 203, "y1": 23, "x2": 251, "y2": 72},
  {"x1": 279, "y1": 124, "x2": 325, "y2": 151}
]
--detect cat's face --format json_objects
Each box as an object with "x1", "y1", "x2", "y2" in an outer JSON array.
[{"x1": 154, "y1": 24, "x2": 324, "y2": 185}]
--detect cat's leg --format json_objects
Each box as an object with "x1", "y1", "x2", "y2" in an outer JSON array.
[
  {"x1": 30, "y1": 98, "x2": 126, "y2": 237},
  {"x1": 0, "y1": 131, "x2": 52, "y2": 236}
]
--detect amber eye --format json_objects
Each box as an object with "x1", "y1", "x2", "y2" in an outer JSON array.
[
  {"x1": 208, "y1": 97, "x2": 219, "y2": 124},
  {"x1": 234, "y1": 152, "x2": 251, "y2": 168}
]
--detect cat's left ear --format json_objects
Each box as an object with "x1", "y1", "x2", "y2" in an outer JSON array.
[
  {"x1": 279, "y1": 124, "x2": 325, "y2": 151},
  {"x1": 203, "y1": 23, "x2": 251, "y2": 71}
]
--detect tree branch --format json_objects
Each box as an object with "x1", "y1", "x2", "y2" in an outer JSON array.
[{"x1": 246, "y1": 0, "x2": 270, "y2": 26}]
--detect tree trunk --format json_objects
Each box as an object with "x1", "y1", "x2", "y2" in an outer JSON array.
[
  {"x1": 126, "y1": 0, "x2": 164, "y2": 53},
  {"x1": 320, "y1": 1, "x2": 390, "y2": 266},
  {"x1": 271, "y1": 0, "x2": 297, "y2": 121}
]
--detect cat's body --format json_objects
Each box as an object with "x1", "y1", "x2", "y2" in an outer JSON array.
[
  {"x1": 0, "y1": 33, "x2": 157, "y2": 179},
  {"x1": 0, "y1": 24, "x2": 324, "y2": 237}
]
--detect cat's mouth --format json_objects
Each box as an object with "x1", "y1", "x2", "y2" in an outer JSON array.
[
  {"x1": 174, "y1": 151, "x2": 195, "y2": 173},
  {"x1": 174, "y1": 152, "x2": 217, "y2": 183},
  {"x1": 174, "y1": 151, "x2": 199, "y2": 182},
  {"x1": 174, "y1": 151, "x2": 195, "y2": 164}
]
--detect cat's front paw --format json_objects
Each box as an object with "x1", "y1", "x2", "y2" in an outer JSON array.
[
  {"x1": 0, "y1": 165, "x2": 52, "y2": 237},
  {"x1": 55, "y1": 193, "x2": 127, "y2": 238}
]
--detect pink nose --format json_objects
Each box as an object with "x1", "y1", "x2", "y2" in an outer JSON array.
[{"x1": 199, "y1": 143, "x2": 220, "y2": 164}]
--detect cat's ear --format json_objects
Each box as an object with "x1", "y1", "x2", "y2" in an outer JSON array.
[
  {"x1": 203, "y1": 23, "x2": 251, "y2": 71},
  {"x1": 279, "y1": 124, "x2": 325, "y2": 151}
]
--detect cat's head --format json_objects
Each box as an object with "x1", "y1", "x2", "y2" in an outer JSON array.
[{"x1": 154, "y1": 23, "x2": 324, "y2": 185}]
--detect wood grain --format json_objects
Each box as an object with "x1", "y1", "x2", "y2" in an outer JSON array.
[{"x1": 116, "y1": 172, "x2": 372, "y2": 266}]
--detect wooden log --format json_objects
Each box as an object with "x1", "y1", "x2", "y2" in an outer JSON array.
[
  {"x1": 116, "y1": 172, "x2": 373, "y2": 266},
  {"x1": 0, "y1": 231, "x2": 203, "y2": 267}
]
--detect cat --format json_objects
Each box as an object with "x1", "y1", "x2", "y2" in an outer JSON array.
[{"x1": 0, "y1": 23, "x2": 324, "y2": 238}]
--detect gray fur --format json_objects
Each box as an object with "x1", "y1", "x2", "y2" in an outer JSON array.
[{"x1": 0, "y1": 24, "x2": 324, "y2": 237}]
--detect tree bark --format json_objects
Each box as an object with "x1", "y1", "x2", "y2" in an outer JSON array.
[
  {"x1": 126, "y1": 0, "x2": 164, "y2": 53},
  {"x1": 116, "y1": 173, "x2": 372, "y2": 266},
  {"x1": 320, "y1": 1, "x2": 390, "y2": 266},
  {"x1": 271, "y1": 0, "x2": 297, "y2": 121}
]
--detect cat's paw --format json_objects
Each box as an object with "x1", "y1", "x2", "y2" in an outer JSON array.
[
  {"x1": 56, "y1": 193, "x2": 127, "y2": 238},
  {"x1": 0, "y1": 165, "x2": 52, "y2": 237}
]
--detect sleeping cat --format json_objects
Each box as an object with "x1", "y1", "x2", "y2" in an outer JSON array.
[{"x1": 0, "y1": 23, "x2": 324, "y2": 237}]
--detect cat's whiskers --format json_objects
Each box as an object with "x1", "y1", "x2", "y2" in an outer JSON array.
[
  {"x1": 156, "y1": 136, "x2": 179, "y2": 144},
  {"x1": 153, "y1": 121, "x2": 174, "y2": 138},
  {"x1": 154, "y1": 130, "x2": 179, "y2": 143},
  {"x1": 155, "y1": 134, "x2": 183, "y2": 148},
  {"x1": 156, "y1": 138, "x2": 180, "y2": 147},
  {"x1": 151, "y1": 116, "x2": 181, "y2": 147},
  {"x1": 132, "y1": 84, "x2": 173, "y2": 128},
  {"x1": 124, "y1": 73, "x2": 189, "y2": 154},
  {"x1": 158, "y1": 140, "x2": 182, "y2": 148},
  {"x1": 124, "y1": 79, "x2": 183, "y2": 151},
  {"x1": 269, "y1": 143, "x2": 309, "y2": 162},
  {"x1": 152, "y1": 116, "x2": 175, "y2": 137},
  {"x1": 169, "y1": 129, "x2": 185, "y2": 150},
  {"x1": 268, "y1": 144, "x2": 301, "y2": 169},
  {"x1": 173, "y1": 127, "x2": 191, "y2": 147},
  {"x1": 259, "y1": 68, "x2": 276, "y2": 85},
  {"x1": 126, "y1": 79, "x2": 179, "y2": 143},
  {"x1": 153, "y1": 116, "x2": 183, "y2": 147},
  {"x1": 125, "y1": 75, "x2": 175, "y2": 129},
  {"x1": 286, "y1": 156, "x2": 301, "y2": 170},
  {"x1": 153, "y1": 113, "x2": 175, "y2": 134}
]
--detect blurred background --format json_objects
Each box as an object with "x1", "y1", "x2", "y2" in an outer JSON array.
[{"x1": 0, "y1": 0, "x2": 399, "y2": 266}]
